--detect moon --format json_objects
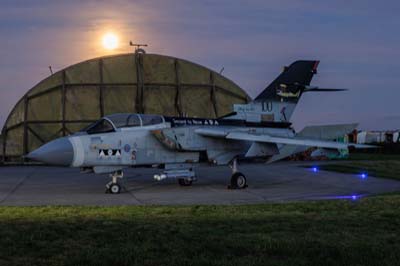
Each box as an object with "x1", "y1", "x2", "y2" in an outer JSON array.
[{"x1": 102, "y1": 33, "x2": 118, "y2": 50}]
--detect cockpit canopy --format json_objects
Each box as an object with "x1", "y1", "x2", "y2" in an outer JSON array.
[
  {"x1": 82, "y1": 113, "x2": 164, "y2": 134},
  {"x1": 106, "y1": 114, "x2": 141, "y2": 128},
  {"x1": 85, "y1": 119, "x2": 115, "y2": 135}
]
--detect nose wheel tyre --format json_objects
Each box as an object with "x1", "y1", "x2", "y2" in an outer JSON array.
[
  {"x1": 109, "y1": 183, "x2": 121, "y2": 194},
  {"x1": 178, "y1": 178, "x2": 193, "y2": 186},
  {"x1": 230, "y1": 172, "x2": 247, "y2": 189}
]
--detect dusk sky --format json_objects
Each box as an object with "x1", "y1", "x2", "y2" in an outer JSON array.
[{"x1": 0, "y1": 0, "x2": 399, "y2": 130}]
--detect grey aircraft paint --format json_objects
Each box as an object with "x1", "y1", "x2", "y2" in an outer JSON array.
[{"x1": 26, "y1": 60, "x2": 375, "y2": 193}]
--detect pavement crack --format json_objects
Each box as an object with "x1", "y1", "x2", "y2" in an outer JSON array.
[
  {"x1": 122, "y1": 180, "x2": 144, "y2": 204},
  {"x1": 0, "y1": 169, "x2": 36, "y2": 204},
  {"x1": 125, "y1": 189, "x2": 144, "y2": 204}
]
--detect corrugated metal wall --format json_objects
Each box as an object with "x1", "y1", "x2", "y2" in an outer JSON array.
[{"x1": 1, "y1": 53, "x2": 249, "y2": 162}]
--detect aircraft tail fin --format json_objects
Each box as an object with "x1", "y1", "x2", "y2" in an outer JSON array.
[
  {"x1": 255, "y1": 60, "x2": 319, "y2": 102},
  {"x1": 228, "y1": 60, "x2": 347, "y2": 123}
]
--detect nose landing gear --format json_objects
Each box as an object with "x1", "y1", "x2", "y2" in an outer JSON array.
[{"x1": 106, "y1": 170, "x2": 124, "y2": 194}]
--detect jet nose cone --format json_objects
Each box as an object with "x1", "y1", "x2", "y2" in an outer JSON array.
[{"x1": 26, "y1": 137, "x2": 74, "y2": 166}]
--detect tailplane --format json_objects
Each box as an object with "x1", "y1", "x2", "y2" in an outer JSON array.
[{"x1": 266, "y1": 123, "x2": 359, "y2": 163}]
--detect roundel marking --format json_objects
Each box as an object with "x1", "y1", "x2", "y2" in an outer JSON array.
[{"x1": 124, "y1": 144, "x2": 131, "y2": 153}]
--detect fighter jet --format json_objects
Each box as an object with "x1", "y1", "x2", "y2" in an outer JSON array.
[{"x1": 26, "y1": 60, "x2": 374, "y2": 193}]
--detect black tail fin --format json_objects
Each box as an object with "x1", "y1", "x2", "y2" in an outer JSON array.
[{"x1": 255, "y1": 60, "x2": 319, "y2": 102}]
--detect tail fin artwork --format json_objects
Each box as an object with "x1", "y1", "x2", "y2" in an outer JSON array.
[
  {"x1": 225, "y1": 60, "x2": 347, "y2": 124},
  {"x1": 255, "y1": 60, "x2": 320, "y2": 102}
]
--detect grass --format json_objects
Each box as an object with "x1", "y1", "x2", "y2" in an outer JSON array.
[
  {"x1": 346, "y1": 152, "x2": 400, "y2": 161},
  {"x1": 1, "y1": 196, "x2": 400, "y2": 266},
  {"x1": 319, "y1": 161, "x2": 400, "y2": 180},
  {"x1": 318, "y1": 153, "x2": 400, "y2": 180}
]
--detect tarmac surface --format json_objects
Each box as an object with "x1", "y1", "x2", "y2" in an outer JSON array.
[{"x1": 0, "y1": 162, "x2": 399, "y2": 206}]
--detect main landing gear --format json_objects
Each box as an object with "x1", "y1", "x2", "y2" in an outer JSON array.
[
  {"x1": 228, "y1": 158, "x2": 247, "y2": 189},
  {"x1": 106, "y1": 170, "x2": 124, "y2": 194},
  {"x1": 178, "y1": 178, "x2": 193, "y2": 186}
]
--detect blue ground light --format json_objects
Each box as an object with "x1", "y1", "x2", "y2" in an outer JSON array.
[
  {"x1": 311, "y1": 165, "x2": 367, "y2": 180},
  {"x1": 331, "y1": 195, "x2": 362, "y2": 200},
  {"x1": 360, "y1": 173, "x2": 368, "y2": 179}
]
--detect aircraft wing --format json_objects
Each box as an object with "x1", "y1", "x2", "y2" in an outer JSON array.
[{"x1": 195, "y1": 128, "x2": 375, "y2": 150}]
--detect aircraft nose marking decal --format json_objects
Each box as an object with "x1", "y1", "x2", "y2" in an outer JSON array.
[
  {"x1": 98, "y1": 149, "x2": 122, "y2": 158},
  {"x1": 131, "y1": 149, "x2": 137, "y2": 161}
]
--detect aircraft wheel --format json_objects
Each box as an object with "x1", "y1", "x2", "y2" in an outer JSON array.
[
  {"x1": 110, "y1": 183, "x2": 121, "y2": 194},
  {"x1": 178, "y1": 178, "x2": 193, "y2": 186},
  {"x1": 230, "y1": 172, "x2": 247, "y2": 189}
]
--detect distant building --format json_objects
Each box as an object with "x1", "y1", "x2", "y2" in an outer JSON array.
[
  {"x1": 393, "y1": 131, "x2": 400, "y2": 143},
  {"x1": 384, "y1": 131, "x2": 394, "y2": 143},
  {"x1": 356, "y1": 130, "x2": 400, "y2": 144}
]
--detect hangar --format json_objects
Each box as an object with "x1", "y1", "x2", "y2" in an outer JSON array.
[{"x1": 1, "y1": 53, "x2": 249, "y2": 162}]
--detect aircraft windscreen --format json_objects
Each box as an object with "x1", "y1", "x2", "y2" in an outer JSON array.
[{"x1": 85, "y1": 119, "x2": 115, "y2": 134}]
